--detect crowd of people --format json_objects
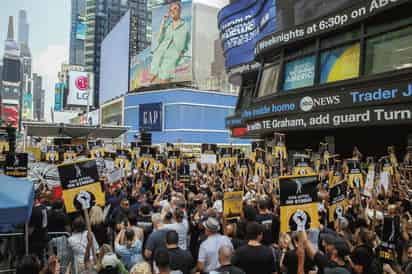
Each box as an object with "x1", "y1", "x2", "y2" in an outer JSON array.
[{"x1": 3, "y1": 144, "x2": 412, "y2": 274}]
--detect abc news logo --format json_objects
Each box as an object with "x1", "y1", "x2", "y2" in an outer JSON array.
[{"x1": 299, "y1": 95, "x2": 341, "y2": 112}]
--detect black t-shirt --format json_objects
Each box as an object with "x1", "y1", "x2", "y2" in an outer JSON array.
[
  {"x1": 313, "y1": 252, "x2": 351, "y2": 274},
  {"x1": 256, "y1": 213, "x2": 278, "y2": 245},
  {"x1": 47, "y1": 209, "x2": 69, "y2": 233},
  {"x1": 232, "y1": 244, "x2": 276, "y2": 274},
  {"x1": 283, "y1": 249, "x2": 316, "y2": 274},
  {"x1": 29, "y1": 205, "x2": 48, "y2": 249},
  {"x1": 217, "y1": 264, "x2": 246, "y2": 274},
  {"x1": 168, "y1": 247, "x2": 195, "y2": 274}
]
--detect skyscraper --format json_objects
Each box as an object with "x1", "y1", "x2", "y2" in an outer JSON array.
[
  {"x1": 85, "y1": 0, "x2": 150, "y2": 107},
  {"x1": 70, "y1": 0, "x2": 86, "y2": 65},
  {"x1": 32, "y1": 73, "x2": 44, "y2": 121},
  {"x1": 17, "y1": 10, "x2": 29, "y2": 46}
]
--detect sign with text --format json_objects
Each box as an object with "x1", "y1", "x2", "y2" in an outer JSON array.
[
  {"x1": 279, "y1": 175, "x2": 319, "y2": 232},
  {"x1": 139, "y1": 103, "x2": 162, "y2": 131},
  {"x1": 5, "y1": 153, "x2": 28, "y2": 177},
  {"x1": 256, "y1": 0, "x2": 408, "y2": 55},
  {"x1": 247, "y1": 103, "x2": 412, "y2": 133},
  {"x1": 58, "y1": 159, "x2": 105, "y2": 213},
  {"x1": 67, "y1": 71, "x2": 93, "y2": 106}
]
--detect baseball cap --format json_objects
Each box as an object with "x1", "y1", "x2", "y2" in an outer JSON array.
[{"x1": 101, "y1": 253, "x2": 119, "y2": 269}]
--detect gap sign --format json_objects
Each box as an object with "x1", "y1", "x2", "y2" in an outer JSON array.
[{"x1": 139, "y1": 103, "x2": 162, "y2": 131}]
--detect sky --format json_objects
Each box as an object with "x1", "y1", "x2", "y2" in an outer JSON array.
[
  {"x1": 0, "y1": 0, "x2": 70, "y2": 122},
  {"x1": 0, "y1": 0, "x2": 227, "y2": 122}
]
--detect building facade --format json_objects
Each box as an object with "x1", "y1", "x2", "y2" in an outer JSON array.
[
  {"x1": 124, "y1": 89, "x2": 249, "y2": 145},
  {"x1": 223, "y1": 0, "x2": 412, "y2": 156},
  {"x1": 85, "y1": 0, "x2": 149, "y2": 107},
  {"x1": 32, "y1": 73, "x2": 44, "y2": 121},
  {"x1": 70, "y1": 0, "x2": 86, "y2": 65}
]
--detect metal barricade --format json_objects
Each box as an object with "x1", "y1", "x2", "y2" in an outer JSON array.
[
  {"x1": 0, "y1": 232, "x2": 73, "y2": 274},
  {"x1": 0, "y1": 232, "x2": 25, "y2": 274}
]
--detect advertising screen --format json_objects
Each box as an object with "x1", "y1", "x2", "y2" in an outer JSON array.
[
  {"x1": 67, "y1": 71, "x2": 93, "y2": 106},
  {"x1": 283, "y1": 55, "x2": 316, "y2": 91},
  {"x1": 100, "y1": 11, "x2": 130, "y2": 104},
  {"x1": 320, "y1": 43, "x2": 360, "y2": 84},
  {"x1": 76, "y1": 15, "x2": 86, "y2": 40},
  {"x1": 22, "y1": 92, "x2": 33, "y2": 120},
  {"x1": 218, "y1": 0, "x2": 358, "y2": 70},
  {"x1": 129, "y1": 1, "x2": 192, "y2": 90},
  {"x1": 54, "y1": 83, "x2": 64, "y2": 111},
  {"x1": 2, "y1": 104, "x2": 19, "y2": 128},
  {"x1": 218, "y1": 0, "x2": 276, "y2": 69},
  {"x1": 2, "y1": 58, "x2": 21, "y2": 83},
  {"x1": 1, "y1": 85, "x2": 20, "y2": 101}
]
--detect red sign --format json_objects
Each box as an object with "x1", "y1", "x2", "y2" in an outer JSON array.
[
  {"x1": 2, "y1": 104, "x2": 19, "y2": 128},
  {"x1": 231, "y1": 127, "x2": 248, "y2": 137},
  {"x1": 75, "y1": 76, "x2": 89, "y2": 91}
]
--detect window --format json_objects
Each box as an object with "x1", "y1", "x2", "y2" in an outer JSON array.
[
  {"x1": 257, "y1": 64, "x2": 280, "y2": 97},
  {"x1": 365, "y1": 26, "x2": 412, "y2": 75},
  {"x1": 283, "y1": 55, "x2": 315, "y2": 91},
  {"x1": 320, "y1": 43, "x2": 360, "y2": 84}
]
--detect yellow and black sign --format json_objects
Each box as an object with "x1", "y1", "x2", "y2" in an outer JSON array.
[
  {"x1": 5, "y1": 153, "x2": 28, "y2": 177},
  {"x1": 138, "y1": 157, "x2": 154, "y2": 170},
  {"x1": 63, "y1": 151, "x2": 77, "y2": 162},
  {"x1": 279, "y1": 175, "x2": 319, "y2": 233},
  {"x1": 254, "y1": 162, "x2": 266, "y2": 177},
  {"x1": 46, "y1": 151, "x2": 59, "y2": 162},
  {"x1": 58, "y1": 159, "x2": 105, "y2": 213},
  {"x1": 292, "y1": 166, "x2": 315, "y2": 176},
  {"x1": 115, "y1": 157, "x2": 130, "y2": 169},
  {"x1": 223, "y1": 191, "x2": 243, "y2": 220},
  {"x1": 167, "y1": 158, "x2": 180, "y2": 169},
  {"x1": 151, "y1": 160, "x2": 165, "y2": 173},
  {"x1": 90, "y1": 148, "x2": 105, "y2": 159},
  {"x1": 0, "y1": 141, "x2": 10, "y2": 153},
  {"x1": 26, "y1": 147, "x2": 41, "y2": 161},
  {"x1": 219, "y1": 157, "x2": 236, "y2": 170},
  {"x1": 346, "y1": 159, "x2": 364, "y2": 189},
  {"x1": 328, "y1": 182, "x2": 347, "y2": 222},
  {"x1": 274, "y1": 146, "x2": 287, "y2": 159},
  {"x1": 154, "y1": 181, "x2": 167, "y2": 195}
]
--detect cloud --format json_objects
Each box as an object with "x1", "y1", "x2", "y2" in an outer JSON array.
[{"x1": 32, "y1": 43, "x2": 68, "y2": 122}]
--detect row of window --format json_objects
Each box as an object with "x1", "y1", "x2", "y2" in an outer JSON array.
[{"x1": 257, "y1": 24, "x2": 412, "y2": 98}]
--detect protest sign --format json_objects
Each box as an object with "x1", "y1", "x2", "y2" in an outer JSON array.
[
  {"x1": 328, "y1": 182, "x2": 348, "y2": 222},
  {"x1": 58, "y1": 159, "x2": 105, "y2": 213},
  {"x1": 223, "y1": 191, "x2": 243, "y2": 220},
  {"x1": 5, "y1": 153, "x2": 28, "y2": 177},
  {"x1": 279, "y1": 175, "x2": 319, "y2": 232}
]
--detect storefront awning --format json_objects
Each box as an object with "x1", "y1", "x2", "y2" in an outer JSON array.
[{"x1": 23, "y1": 122, "x2": 128, "y2": 139}]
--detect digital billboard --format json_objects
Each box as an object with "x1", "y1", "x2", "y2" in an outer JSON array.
[
  {"x1": 283, "y1": 55, "x2": 316, "y2": 91},
  {"x1": 54, "y1": 83, "x2": 64, "y2": 111},
  {"x1": 2, "y1": 58, "x2": 21, "y2": 83},
  {"x1": 218, "y1": 0, "x2": 358, "y2": 70},
  {"x1": 67, "y1": 71, "x2": 93, "y2": 106},
  {"x1": 100, "y1": 10, "x2": 130, "y2": 104},
  {"x1": 2, "y1": 104, "x2": 19, "y2": 128},
  {"x1": 1, "y1": 84, "x2": 20, "y2": 101},
  {"x1": 129, "y1": 1, "x2": 192, "y2": 90},
  {"x1": 76, "y1": 15, "x2": 86, "y2": 40},
  {"x1": 22, "y1": 92, "x2": 33, "y2": 120},
  {"x1": 218, "y1": 0, "x2": 276, "y2": 69}
]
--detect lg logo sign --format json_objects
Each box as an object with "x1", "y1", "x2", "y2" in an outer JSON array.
[
  {"x1": 299, "y1": 95, "x2": 341, "y2": 112},
  {"x1": 75, "y1": 76, "x2": 89, "y2": 91}
]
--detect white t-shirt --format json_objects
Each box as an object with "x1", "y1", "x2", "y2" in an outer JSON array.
[
  {"x1": 163, "y1": 219, "x2": 189, "y2": 250},
  {"x1": 212, "y1": 200, "x2": 223, "y2": 214},
  {"x1": 68, "y1": 231, "x2": 99, "y2": 272},
  {"x1": 198, "y1": 234, "x2": 233, "y2": 272}
]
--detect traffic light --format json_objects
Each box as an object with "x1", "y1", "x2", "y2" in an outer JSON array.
[{"x1": 141, "y1": 132, "x2": 152, "y2": 146}]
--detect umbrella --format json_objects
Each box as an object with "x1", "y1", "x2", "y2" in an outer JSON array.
[{"x1": 0, "y1": 175, "x2": 34, "y2": 225}]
